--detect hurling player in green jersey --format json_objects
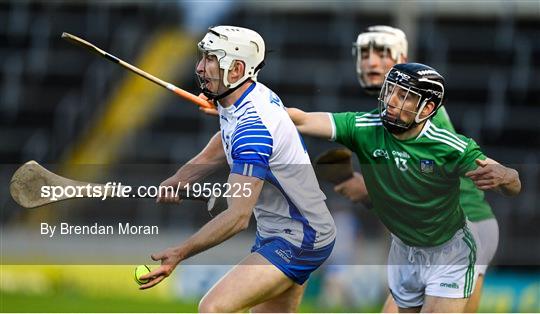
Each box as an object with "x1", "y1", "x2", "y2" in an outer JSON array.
[
  {"x1": 333, "y1": 25, "x2": 500, "y2": 313},
  {"x1": 288, "y1": 62, "x2": 521, "y2": 313}
]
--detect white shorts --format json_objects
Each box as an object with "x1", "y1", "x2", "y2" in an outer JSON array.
[
  {"x1": 387, "y1": 224, "x2": 478, "y2": 308},
  {"x1": 470, "y1": 218, "x2": 499, "y2": 275}
]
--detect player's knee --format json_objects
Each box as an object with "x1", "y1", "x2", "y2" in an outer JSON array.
[{"x1": 198, "y1": 295, "x2": 227, "y2": 313}]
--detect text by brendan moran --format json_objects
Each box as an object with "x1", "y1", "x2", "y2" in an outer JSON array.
[{"x1": 40, "y1": 222, "x2": 159, "y2": 238}]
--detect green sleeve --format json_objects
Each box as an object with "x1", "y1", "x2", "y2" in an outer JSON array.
[
  {"x1": 457, "y1": 138, "x2": 487, "y2": 176},
  {"x1": 331, "y1": 112, "x2": 358, "y2": 150},
  {"x1": 431, "y1": 106, "x2": 456, "y2": 132}
]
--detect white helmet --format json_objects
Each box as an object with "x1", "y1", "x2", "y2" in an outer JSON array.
[
  {"x1": 353, "y1": 25, "x2": 408, "y2": 93},
  {"x1": 198, "y1": 26, "x2": 265, "y2": 91}
]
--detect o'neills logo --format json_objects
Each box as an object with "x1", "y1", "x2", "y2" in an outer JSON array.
[{"x1": 440, "y1": 282, "x2": 459, "y2": 289}]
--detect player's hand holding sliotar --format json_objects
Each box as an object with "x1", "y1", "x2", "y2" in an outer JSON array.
[{"x1": 138, "y1": 247, "x2": 184, "y2": 289}]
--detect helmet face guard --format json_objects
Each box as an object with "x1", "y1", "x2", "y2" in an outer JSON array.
[
  {"x1": 378, "y1": 63, "x2": 445, "y2": 134},
  {"x1": 353, "y1": 43, "x2": 394, "y2": 95},
  {"x1": 195, "y1": 48, "x2": 228, "y2": 100},
  {"x1": 378, "y1": 80, "x2": 423, "y2": 134},
  {"x1": 352, "y1": 26, "x2": 408, "y2": 95}
]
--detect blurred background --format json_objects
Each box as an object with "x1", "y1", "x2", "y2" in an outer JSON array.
[{"x1": 1, "y1": 0, "x2": 539, "y2": 312}]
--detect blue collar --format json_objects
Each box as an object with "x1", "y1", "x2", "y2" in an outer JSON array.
[{"x1": 232, "y1": 82, "x2": 256, "y2": 108}]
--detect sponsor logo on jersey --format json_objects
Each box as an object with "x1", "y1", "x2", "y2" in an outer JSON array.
[
  {"x1": 392, "y1": 150, "x2": 410, "y2": 159},
  {"x1": 440, "y1": 282, "x2": 459, "y2": 289},
  {"x1": 373, "y1": 149, "x2": 389, "y2": 159},
  {"x1": 275, "y1": 249, "x2": 292, "y2": 263},
  {"x1": 392, "y1": 151, "x2": 410, "y2": 171},
  {"x1": 373, "y1": 149, "x2": 410, "y2": 171},
  {"x1": 420, "y1": 159, "x2": 434, "y2": 173}
]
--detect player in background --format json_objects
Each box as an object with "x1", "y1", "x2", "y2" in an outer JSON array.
[
  {"x1": 287, "y1": 62, "x2": 521, "y2": 312},
  {"x1": 336, "y1": 26, "x2": 500, "y2": 312},
  {"x1": 140, "y1": 26, "x2": 336, "y2": 313}
]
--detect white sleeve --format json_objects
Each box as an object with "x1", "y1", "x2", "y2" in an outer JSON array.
[{"x1": 328, "y1": 112, "x2": 337, "y2": 141}]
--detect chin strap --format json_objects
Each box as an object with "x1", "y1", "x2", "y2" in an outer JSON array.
[
  {"x1": 204, "y1": 60, "x2": 265, "y2": 101},
  {"x1": 203, "y1": 79, "x2": 251, "y2": 101},
  {"x1": 201, "y1": 60, "x2": 265, "y2": 101}
]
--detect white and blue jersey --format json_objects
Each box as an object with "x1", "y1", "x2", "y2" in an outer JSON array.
[{"x1": 218, "y1": 82, "x2": 336, "y2": 251}]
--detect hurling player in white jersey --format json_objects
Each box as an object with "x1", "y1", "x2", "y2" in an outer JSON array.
[{"x1": 139, "y1": 26, "x2": 335, "y2": 312}]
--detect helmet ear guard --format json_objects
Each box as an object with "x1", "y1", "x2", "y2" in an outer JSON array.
[{"x1": 413, "y1": 78, "x2": 445, "y2": 124}]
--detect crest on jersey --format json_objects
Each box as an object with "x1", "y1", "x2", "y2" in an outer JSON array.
[{"x1": 420, "y1": 159, "x2": 434, "y2": 173}]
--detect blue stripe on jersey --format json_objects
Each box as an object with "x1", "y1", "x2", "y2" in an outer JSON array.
[
  {"x1": 238, "y1": 117, "x2": 259, "y2": 126},
  {"x1": 232, "y1": 131, "x2": 273, "y2": 147},
  {"x1": 231, "y1": 162, "x2": 268, "y2": 179},
  {"x1": 233, "y1": 127, "x2": 268, "y2": 139},
  {"x1": 297, "y1": 131, "x2": 307, "y2": 153},
  {"x1": 266, "y1": 170, "x2": 317, "y2": 250},
  {"x1": 233, "y1": 141, "x2": 273, "y2": 154},
  {"x1": 232, "y1": 82, "x2": 256, "y2": 109},
  {"x1": 235, "y1": 145, "x2": 272, "y2": 157},
  {"x1": 237, "y1": 107, "x2": 256, "y2": 118},
  {"x1": 234, "y1": 101, "x2": 253, "y2": 115},
  {"x1": 237, "y1": 117, "x2": 262, "y2": 127},
  {"x1": 234, "y1": 122, "x2": 265, "y2": 134},
  {"x1": 231, "y1": 115, "x2": 273, "y2": 167},
  {"x1": 231, "y1": 135, "x2": 273, "y2": 163}
]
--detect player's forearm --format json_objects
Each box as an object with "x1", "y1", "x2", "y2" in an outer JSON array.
[
  {"x1": 175, "y1": 207, "x2": 251, "y2": 261},
  {"x1": 174, "y1": 132, "x2": 226, "y2": 184},
  {"x1": 191, "y1": 131, "x2": 226, "y2": 165},
  {"x1": 287, "y1": 108, "x2": 333, "y2": 139},
  {"x1": 175, "y1": 175, "x2": 263, "y2": 261},
  {"x1": 287, "y1": 107, "x2": 307, "y2": 127},
  {"x1": 498, "y1": 167, "x2": 521, "y2": 196}
]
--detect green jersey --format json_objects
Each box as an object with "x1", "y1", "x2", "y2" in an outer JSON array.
[
  {"x1": 432, "y1": 107, "x2": 495, "y2": 221},
  {"x1": 332, "y1": 109, "x2": 486, "y2": 246}
]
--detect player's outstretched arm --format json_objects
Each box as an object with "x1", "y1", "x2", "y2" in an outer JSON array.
[
  {"x1": 139, "y1": 173, "x2": 264, "y2": 289},
  {"x1": 287, "y1": 107, "x2": 333, "y2": 140},
  {"x1": 158, "y1": 131, "x2": 227, "y2": 203},
  {"x1": 465, "y1": 158, "x2": 521, "y2": 196}
]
